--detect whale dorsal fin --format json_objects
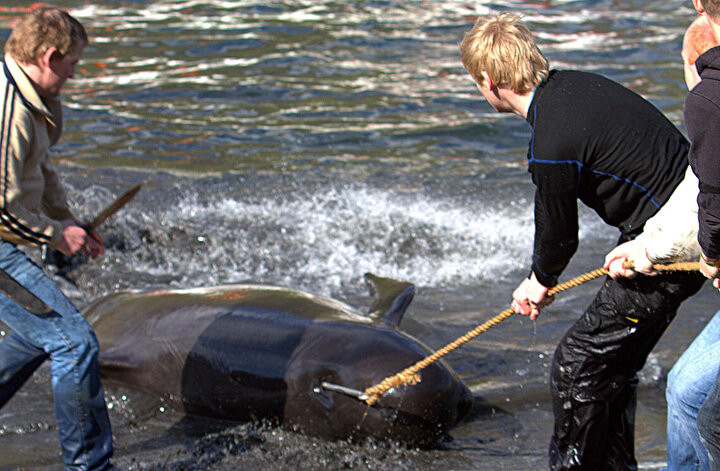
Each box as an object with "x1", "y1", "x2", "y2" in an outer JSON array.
[{"x1": 364, "y1": 273, "x2": 415, "y2": 327}]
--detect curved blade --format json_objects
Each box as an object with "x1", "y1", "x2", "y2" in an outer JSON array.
[
  {"x1": 0, "y1": 269, "x2": 52, "y2": 316},
  {"x1": 87, "y1": 183, "x2": 142, "y2": 230}
]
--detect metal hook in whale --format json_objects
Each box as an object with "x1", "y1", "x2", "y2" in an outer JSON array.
[{"x1": 314, "y1": 381, "x2": 374, "y2": 402}]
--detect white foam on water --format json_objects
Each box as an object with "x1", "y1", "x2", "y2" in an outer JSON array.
[{"x1": 125, "y1": 185, "x2": 540, "y2": 291}]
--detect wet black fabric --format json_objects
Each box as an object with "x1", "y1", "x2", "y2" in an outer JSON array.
[{"x1": 548, "y1": 264, "x2": 705, "y2": 470}]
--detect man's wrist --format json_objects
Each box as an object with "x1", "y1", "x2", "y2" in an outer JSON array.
[{"x1": 702, "y1": 253, "x2": 720, "y2": 268}]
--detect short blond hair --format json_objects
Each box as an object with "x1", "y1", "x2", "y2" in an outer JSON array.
[
  {"x1": 5, "y1": 7, "x2": 87, "y2": 64},
  {"x1": 460, "y1": 12, "x2": 548, "y2": 94}
]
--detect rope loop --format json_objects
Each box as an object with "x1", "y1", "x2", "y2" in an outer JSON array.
[{"x1": 362, "y1": 261, "x2": 700, "y2": 405}]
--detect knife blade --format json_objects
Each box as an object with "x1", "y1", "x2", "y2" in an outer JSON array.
[
  {"x1": 86, "y1": 183, "x2": 142, "y2": 231},
  {"x1": 0, "y1": 268, "x2": 52, "y2": 316}
]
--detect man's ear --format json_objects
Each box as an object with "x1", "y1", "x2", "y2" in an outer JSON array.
[
  {"x1": 694, "y1": 0, "x2": 706, "y2": 15},
  {"x1": 480, "y1": 71, "x2": 494, "y2": 90},
  {"x1": 39, "y1": 46, "x2": 60, "y2": 68}
]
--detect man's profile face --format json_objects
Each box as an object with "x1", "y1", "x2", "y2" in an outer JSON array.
[
  {"x1": 475, "y1": 79, "x2": 512, "y2": 113},
  {"x1": 35, "y1": 44, "x2": 84, "y2": 98}
]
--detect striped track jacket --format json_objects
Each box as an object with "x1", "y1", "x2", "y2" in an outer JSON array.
[{"x1": 0, "y1": 55, "x2": 75, "y2": 248}]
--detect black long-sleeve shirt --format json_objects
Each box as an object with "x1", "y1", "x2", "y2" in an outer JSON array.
[
  {"x1": 526, "y1": 70, "x2": 690, "y2": 286},
  {"x1": 686, "y1": 47, "x2": 720, "y2": 260}
]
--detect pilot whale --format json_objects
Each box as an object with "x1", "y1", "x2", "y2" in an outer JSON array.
[{"x1": 84, "y1": 274, "x2": 472, "y2": 445}]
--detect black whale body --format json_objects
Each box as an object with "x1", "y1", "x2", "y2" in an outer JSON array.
[{"x1": 84, "y1": 274, "x2": 472, "y2": 445}]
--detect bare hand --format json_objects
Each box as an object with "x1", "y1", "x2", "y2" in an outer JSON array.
[
  {"x1": 56, "y1": 220, "x2": 105, "y2": 258},
  {"x1": 603, "y1": 240, "x2": 656, "y2": 279},
  {"x1": 84, "y1": 227, "x2": 105, "y2": 259},
  {"x1": 700, "y1": 256, "x2": 720, "y2": 290},
  {"x1": 511, "y1": 272, "x2": 553, "y2": 321}
]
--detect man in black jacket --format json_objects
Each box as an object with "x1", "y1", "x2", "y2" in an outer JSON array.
[
  {"x1": 683, "y1": 0, "x2": 720, "y2": 467},
  {"x1": 459, "y1": 12, "x2": 706, "y2": 470}
]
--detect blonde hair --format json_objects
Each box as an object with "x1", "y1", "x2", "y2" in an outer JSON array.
[
  {"x1": 459, "y1": 12, "x2": 548, "y2": 94},
  {"x1": 5, "y1": 7, "x2": 87, "y2": 64}
]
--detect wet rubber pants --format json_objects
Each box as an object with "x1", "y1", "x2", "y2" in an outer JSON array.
[{"x1": 548, "y1": 269, "x2": 705, "y2": 470}]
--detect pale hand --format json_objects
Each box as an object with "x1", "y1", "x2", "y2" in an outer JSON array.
[
  {"x1": 700, "y1": 257, "x2": 720, "y2": 290},
  {"x1": 511, "y1": 272, "x2": 553, "y2": 321},
  {"x1": 56, "y1": 220, "x2": 105, "y2": 258},
  {"x1": 603, "y1": 240, "x2": 656, "y2": 279}
]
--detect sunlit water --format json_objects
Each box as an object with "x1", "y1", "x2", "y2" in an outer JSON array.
[{"x1": 0, "y1": 1, "x2": 714, "y2": 469}]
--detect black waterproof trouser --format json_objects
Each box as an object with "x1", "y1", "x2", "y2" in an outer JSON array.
[{"x1": 548, "y1": 269, "x2": 706, "y2": 470}]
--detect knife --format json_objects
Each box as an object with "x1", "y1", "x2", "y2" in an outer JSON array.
[
  {"x1": 85, "y1": 183, "x2": 142, "y2": 231},
  {"x1": 0, "y1": 269, "x2": 52, "y2": 316}
]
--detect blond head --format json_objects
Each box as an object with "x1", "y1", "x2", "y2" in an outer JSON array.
[
  {"x1": 5, "y1": 7, "x2": 87, "y2": 65},
  {"x1": 459, "y1": 12, "x2": 548, "y2": 94}
]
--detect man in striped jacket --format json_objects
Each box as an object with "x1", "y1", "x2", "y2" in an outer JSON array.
[{"x1": 0, "y1": 7, "x2": 114, "y2": 470}]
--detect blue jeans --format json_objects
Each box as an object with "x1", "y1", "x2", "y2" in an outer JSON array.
[
  {"x1": 698, "y1": 358, "x2": 720, "y2": 470},
  {"x1": 665, "y1": 310, "x2": 720, "y2": 471},
  {"x1": 0, "y1": 242, "x2": 113, "y2": 470}
]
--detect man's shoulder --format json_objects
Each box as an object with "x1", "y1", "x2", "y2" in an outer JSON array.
[
  {"x1": 0, "y1": 60, "x2": 11, "y2": 96},
  {"x1": 0, "y1": 61, "x2": 25, "y2": 107},
  {"x1": 695, "y1": 48, "x2": 720, "y2": 95},
  {"x1": 538, "y1": 69, "x2": 627, "y2": 102},
  {"x1": 534, "y1": 70, "x2": 615, "y2": 114},
  {"x1": 0, "y1": 73, "x2": 36, "y2": 137},
  {"x1": 545, "y1": 69, "x2": 612, "y2": 83},
  {"x1": 686, "y1": 82, "x2": 720, "y2": 116}
]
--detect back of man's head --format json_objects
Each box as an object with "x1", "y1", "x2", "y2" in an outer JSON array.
[
  {"x1": 4, "y1": 7, "x2": 87, "y2": 65},
  {"x1": 459, "y1": 12, "x2": 548, "y2": 94}
]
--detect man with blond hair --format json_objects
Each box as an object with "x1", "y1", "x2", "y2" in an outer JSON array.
[
  {"x1": 459, "y1": 12, "x2": 705, "y2": 470},
  {"x1": 0, "y1": 7, "x2": 114, "y2": 470}
]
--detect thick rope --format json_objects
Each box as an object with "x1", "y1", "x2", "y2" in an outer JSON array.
[{"x1": 362, "y1": 261, "x2": 700, "y2": 405}]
